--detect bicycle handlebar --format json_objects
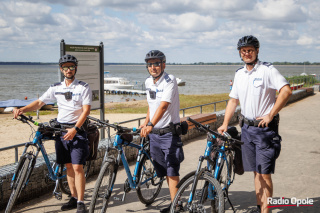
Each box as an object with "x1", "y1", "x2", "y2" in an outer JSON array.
[
  {"x1": 87, "y1": 116, "x2": 140, "y2": 134},
  {"x1": 187, "y1": 117, "x2": 243, "y2": 145},
  {"x1": 18, "y1": 114, "x2": 67, "y2": 133}
]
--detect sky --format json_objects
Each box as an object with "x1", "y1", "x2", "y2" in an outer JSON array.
[{"x1": 0, "y1": 0, "x2": 319, "y2": 63}]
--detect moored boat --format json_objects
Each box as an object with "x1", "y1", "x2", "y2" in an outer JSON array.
[
  {"x1": 290, "y1": 83, "x2": 304, "y2": 90},
  {"x1": 176, "y1": 78, "x2": 186, "y2": 86}
]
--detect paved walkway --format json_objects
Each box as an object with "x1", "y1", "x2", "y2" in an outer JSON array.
[{"x1": 6, "y1": 93, "x2": 320, "y2": 213}]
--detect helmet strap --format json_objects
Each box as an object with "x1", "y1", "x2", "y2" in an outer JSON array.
[
  {"x1": 64, "y1": 75, "x2": 75, "y2": 80},
  {"x1": 152, "y1": 71, "x2": 164, "y2": 81},
  {"x1": 245, "y1": 57, "x2": 258, "y2": 66}
]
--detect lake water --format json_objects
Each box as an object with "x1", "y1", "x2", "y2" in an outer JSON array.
[{"x1": 0, "y1": 64, "x2": 319, "y2": 103}]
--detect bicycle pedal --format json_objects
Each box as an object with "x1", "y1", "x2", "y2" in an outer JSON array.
[
  {"x1": 53, "y1": 192, "x2": 62, "y2": 200},
  {"x1": 113, "y1": 197, "x2": 122, "y2": 201}
]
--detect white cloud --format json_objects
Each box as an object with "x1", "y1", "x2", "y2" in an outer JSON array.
[
  {"x1": 297, "y1": 35, "x2": 313, "y2": 45},
  {"x1": 254, "y1": 0, "x2": 307, "y2": 22},
  {"x1": 0, "y1": 18, "x2": 7, "y2": 27},
  {"x1": 0, "y1": 0, "x2": 319, "y2": 62},
  {"x1": 140, "y1": 13, "x2": 216, "y2": 33}
]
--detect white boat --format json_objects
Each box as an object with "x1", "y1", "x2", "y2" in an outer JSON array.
[
  {"x1": 104, "y1": 71, "x2": 134, "y2": 90},
  {"x1": 176, "y1": 78, "x2": 186, "y2": 86}
]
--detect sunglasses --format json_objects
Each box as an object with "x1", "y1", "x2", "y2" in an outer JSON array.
[
  {"x1": 240, "y1": 49, "x2": 255, "y2": 55},
  {"x1": 146, "y1": 62, "x2": 162, "y2": 67},
  {"x1": 61, "y1": 66, "x2": 76, "y2": 71}
]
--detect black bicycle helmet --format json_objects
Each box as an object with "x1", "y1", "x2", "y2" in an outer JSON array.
[
  {"x1": 237, "y1": 35, "x2": 260, "y2": 50},
  {"x1": 145, "y1": 50, "x2": 166, "y2": 62},
  {"x1": 59, "y1": 54, "x2": 78, "y2": 66}
]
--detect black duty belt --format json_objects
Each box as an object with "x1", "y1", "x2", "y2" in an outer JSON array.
[
  {"x1": 151, "y1": 126, "x2": 172, "y2": 136},
  {"x1": 60, "y1": 123, "x2": 76, "y2": 129},
  {"x1": 243, "y1": 114, "x2": 279, "y2": 127},
  {"x1": 243, "y1": 118, "x2": 261, "y2": 127}
]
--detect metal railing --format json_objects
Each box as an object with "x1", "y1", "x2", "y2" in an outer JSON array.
[{"x1": 0, "y1": 99, "x2": 229, "y2": 163}]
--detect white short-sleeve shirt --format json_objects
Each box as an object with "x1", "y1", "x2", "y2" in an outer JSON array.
[
  {"x1": 229, "y1": 61, "x2": 289, "y2": 120},
  {"x1": 145, "y1": 72, "x2": 180, "y2": 128},
  {"x1": 39, "y1": 79, "x2": 92, "y2": 123}
]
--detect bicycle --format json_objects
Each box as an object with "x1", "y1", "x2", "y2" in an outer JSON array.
[
  {"x1": 170, "y1": 117, "x2": 243, "y2": 213},
  {"x1": 5, "y1": 114, "x2": 71, "y2": 213},
  {"x1": 87, "y1": 116, "x2": 165, "y2": 213}
]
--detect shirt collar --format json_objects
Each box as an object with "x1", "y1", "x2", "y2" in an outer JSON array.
[
  {"x1": 153, "y1": 72, "x2": 166, "y2": 86},
  {"x1": 244, "y1": 60, "x2": 260, "y2": 73},
  {"x1": 62, "y1": 78, "x2": 78, "y2": 88}
]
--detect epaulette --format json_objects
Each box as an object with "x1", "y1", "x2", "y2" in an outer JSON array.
[
  {"x1": 51, "y1": 82, "x2": 62, "y2": 87},
  {"x1": 236, "y1": 67, "x2": 243, "y2": 72},
  {"x1": 78, "y1": 81, "x2": 88, "y2": 87},
  {"x1": 164, "y1": 74, "x2": 171, "y2": 83},
  {"x1": 262, "y1": 62, "x2": 272, "y2": 67}
]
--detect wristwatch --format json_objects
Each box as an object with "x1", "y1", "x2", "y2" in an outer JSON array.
[
  {"x1": 146, "y1": 122, "x2": 154, "y2": 127},
  {"x1": 73, "y1": 126, "x2": 81, "y2": 132}
]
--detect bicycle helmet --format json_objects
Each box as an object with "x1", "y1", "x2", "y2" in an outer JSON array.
[
  {"x1": 59, "y1": 54, "x2": 78, "y2": 79},
  {"x1": 59, "y1": 54, "x2": 78, "y2": 66},
  {"x1": 145, "y1": 50, "x2": 166, "y2": 81},
  {"x1": 237, "y1": 35, "x2": 259, "y2": 65},
  {"x1": 145, "y1": 50, "x2": 166, "y2": 63},
  {"x1": 237, "y1": 35, "x2": 260, "y2": 50}
]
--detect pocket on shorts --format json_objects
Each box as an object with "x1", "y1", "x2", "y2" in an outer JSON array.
[
  {"x1": 173, "y1": 135, "x2": 184, "y2": 163},
  {"x1": 272, "y1": 135, "x2": 282, "y2": 159}
]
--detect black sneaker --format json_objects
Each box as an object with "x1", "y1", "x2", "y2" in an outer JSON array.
[
  {"x1": 160, "y1": 202, "x2": 184, "y2": 213},
  {"x1": 61, "y1": 197, "x2": 77, "y2": 211},
  {"x1": 76, "y1": 202, "x2": 87, "y2": 213},
  {"x1": 160, "y1": 203, "x2": 171, "y2": 213},
  {"x1": 247, "y1": 208, "x2": 261, "y2": 213}
]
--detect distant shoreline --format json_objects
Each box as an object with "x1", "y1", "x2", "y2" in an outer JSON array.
[{"x1": 1, "y1": 62, "x2": 320, "y2": 66}]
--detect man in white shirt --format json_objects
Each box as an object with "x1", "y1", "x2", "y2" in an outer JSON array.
[
  {"x1": 140, "y1": 50, "x2": 184, "y2": 213},
  {"x1": 218, "y1": 36, "x2": 292, "y2": 213},
  {"x1": 13, "y1": 54, "x2": 91, "y2": 213}
]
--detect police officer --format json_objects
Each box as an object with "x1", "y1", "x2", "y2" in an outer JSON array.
[
  {"x1": 140, "y1": 50, "x2": 184, "y2": 213},
  {"x1": 13, "y1": 54, "x2": 91, "y2": 213},
  {"x1": 218, "y1": 36, "x2": 292, "y2": 213}
]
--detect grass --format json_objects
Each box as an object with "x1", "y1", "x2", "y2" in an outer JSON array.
[
  {"x1": 26, "y1": 93, "x2": 231, "y2": 115},
  {"x1": 106, "y1": 93, "x2": 230, "y2": 114}
]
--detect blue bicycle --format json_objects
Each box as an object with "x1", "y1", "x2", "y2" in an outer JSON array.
[
  {"x1": 87, "y1": 116, "x2": 164, "y2": 213},
  {"x1": 5, "y1": 114, "x2": 71, "y2": 213},
  {"x1": 170, "y1": 117, "x2": 243, "y2": 213}
]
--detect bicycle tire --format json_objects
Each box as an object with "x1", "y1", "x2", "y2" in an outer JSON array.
[
  {"x1": 5, "y1": 156, "x2": 30, "y2": 213},
  {"x1": 57, "y1": 164, "x2": 71, "y2": 195},
  {"x1": 170, "y1": 171, "x2": 224, "y2": 213},
  {"x1": 136, "y1": 154, "x2": 163, "y2": 205},
  {"x1": 89, "y1": 161, "x2": 115, "y2": 213}
]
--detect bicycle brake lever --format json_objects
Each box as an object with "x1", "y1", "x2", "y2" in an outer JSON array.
[{"x1": 223, "y1": 132, "x2": 232, "y2": 140}]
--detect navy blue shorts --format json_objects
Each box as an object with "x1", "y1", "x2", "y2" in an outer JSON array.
[
  {"x1": 241, "y1": 124, "x2": 282, "y2": 174},
  {"x1": 55, "y1": 131, "x2": 89, "y2": 165},
  {"x1": 149, "y1": 132, "x2": 184, "y2": 177}
]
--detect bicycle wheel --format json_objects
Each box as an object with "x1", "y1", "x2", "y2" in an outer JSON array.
[
  {"x1": 57, "y1": 164, "x2": 71, "y2": 195},
  {"x1": 136, "y1": 155, "x2": 163, "y2": 205},
  {"x1": 171, "y1": 171, "x2": 224, "y2": 213},
  {"x1": 89, "y1": 161, "x2": 115, "y2": 213},
  {"x1": 5, "y1": 156, "x2": 31, "y2": 213}
]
